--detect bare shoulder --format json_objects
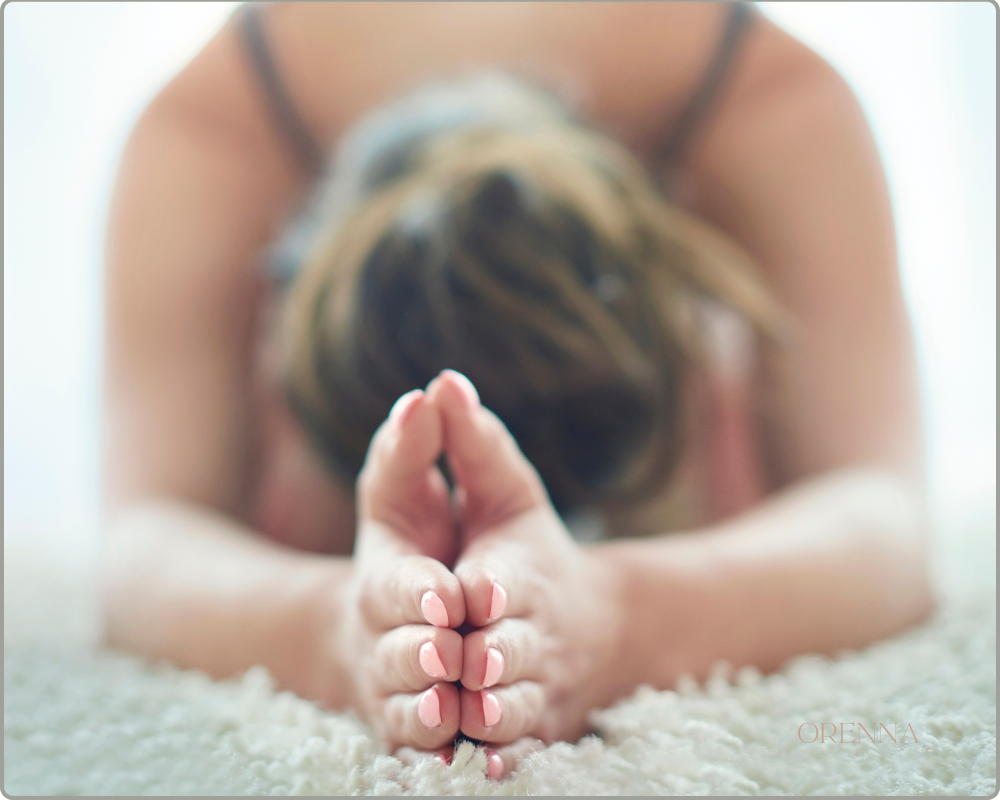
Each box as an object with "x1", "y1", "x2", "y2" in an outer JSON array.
[
  {"x1": 680, "y1": 14, "x2": 894, "y2": 300},
  {"x1": 685, "y1": 16, "x2": 879, "y2": 220},
  {"x1": 681, "y1": 19, "x2": 920, "y2": 486}
]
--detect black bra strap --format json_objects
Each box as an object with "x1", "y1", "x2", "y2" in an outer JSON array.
[
  {"x1": 234, "y1": 2, "x2": 751, "y2": 179},
  {"x1": 655, "y1": 2, "x2": 756, "y2": 170},
  {"x1": 235, "y1": 3, "x2": 325, "y2": 176}
]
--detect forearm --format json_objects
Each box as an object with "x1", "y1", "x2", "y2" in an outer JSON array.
[
  {"x1": 598, "y1": 469, "x2": 935, "y2": 690},
  {"x1": 100, "y1": 501, "x2": 353, "y2": 707}
]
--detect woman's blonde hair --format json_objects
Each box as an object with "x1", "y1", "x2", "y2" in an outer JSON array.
[{"x1": 280, "y1": 73, "x2": 785, "y2": 513}]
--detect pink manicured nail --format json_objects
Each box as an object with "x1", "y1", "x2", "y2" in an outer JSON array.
[
  {"x1": 419, "y1": 641, "x2": 447, "y2": 679},
  {"x1": 421, "y1": 591, "x2": 449, "y2": 627},
  {"x1": 482, "y1": 691, "x2": 502, "y2": 727},
  {"x1": 418, "y1": 687, "x2": 441, "y2": 728},
  {"x1": 441, "y1": 369, "x2": 479, "y2": 407},
  {"x1": 487, "y1": 753, "x2": 503, "y2": 780},
  {"x1": 488, "y1": 582, "x2": 507, "y2": 621},
  {"x1": 483, "y1": 647, "x2": 504, "y2": 688},
  {"x1": 389, "y1": 389, "x2": 423, "y2": 426}
]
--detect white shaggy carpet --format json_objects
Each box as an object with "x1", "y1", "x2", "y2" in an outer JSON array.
[{"x1": 4, "y1": 498, "x2": 996, "y2": 796}]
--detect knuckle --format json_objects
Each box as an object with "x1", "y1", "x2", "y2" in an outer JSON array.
[
  {"x1": 404, "y1": 553, "x2": 438, "y2": 572},
  {"x1": 410, "y1": 555, "x2": 454, "y2": 594},
  {"x1": 401, "y1": 638, "x2": 423, "y2": 681},
  {"x1": 374, "y1": 632, "x2": 410, "y2": 684}
]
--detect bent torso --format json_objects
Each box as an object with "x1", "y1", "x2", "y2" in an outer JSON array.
[{"x1": 241, "y1": 3, "x2": 796, "y2": 553}]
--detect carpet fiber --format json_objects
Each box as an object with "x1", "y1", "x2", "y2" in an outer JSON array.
[{"x1": 4, "y1": 501, "x2": 995, "y2": 795}]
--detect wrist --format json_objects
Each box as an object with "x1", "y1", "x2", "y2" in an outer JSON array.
[
  {"x1": 579, "y1": 541, "x2": 649, "y2": 703},
  {"x1": 593, "y1": 534, "x2": 720, "y2": 692},
  {"x1": 290, "y1": 555, "x2": 356, "y2": 709}
]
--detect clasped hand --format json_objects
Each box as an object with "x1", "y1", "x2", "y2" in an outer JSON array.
[{"x1": 332, "y1": 370, "x2": 626, "y2": 776}]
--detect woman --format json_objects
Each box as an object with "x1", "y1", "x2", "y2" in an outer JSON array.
[{"x1": 101, "y1": 1, "x2": 933, "y2": 776}]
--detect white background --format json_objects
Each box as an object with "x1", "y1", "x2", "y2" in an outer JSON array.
[{"x1": 4, "y1": 2, "x2": 995, "y2": 550}]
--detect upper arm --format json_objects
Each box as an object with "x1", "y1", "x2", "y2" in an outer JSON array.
[
  {"x1": 683, "y1": 36, "x2": 923, "y2": 488},
  {"x1": 104, "y1": 20, "x2": 305, "y2": 517}
]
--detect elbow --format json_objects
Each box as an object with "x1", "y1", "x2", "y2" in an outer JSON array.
[
  {"x1": 850, "y1": 470, "x2": 937, "y2": 633},
  {"x1": 880, "y1": 537, "x2": 935, "y2": 634},
  {"x1": 893, "y1": 534, "x2": 936, "y2": 630},
  {"x1": 823, "y1": 468, "x2": 937, "y2": 635},
  {"x1": 97, "y1": 531, "x2": 135, "y2": 651},
  {"x1": 96, "y1": 503, "x2": 168, "y2": 653}
]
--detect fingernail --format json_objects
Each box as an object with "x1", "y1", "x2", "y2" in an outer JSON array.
[
  {"x1": 389, "y1": 389, "x2": 423, "y2": 426},
  {"x1": 441, "y1": 369, "x2": 479, "y2": 407},
  {"x1": 487, "y1": 752, "x2": 503, "y2": 780},
  {"x1": 421, "y1": 591, "x2": 449, "y2": 627},
  {"x1": 418, "y1": 687, "x2": 441, "y2": 728},
  {"x1": 482, "y1": 690, "x2": 502, "y2": 727},
  {"x1": 483, "y1": 647, "x2": 504, "y2": 688},
  {"x1": 488, "y1": 582, "x2": 507, "y2": 621},
  {"x1": 419, "y1": 641, "x2": 447, "y2": 679}
]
